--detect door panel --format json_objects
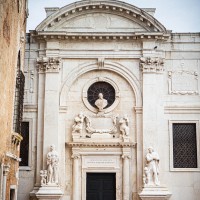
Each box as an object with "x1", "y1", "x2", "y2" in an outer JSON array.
[{"x1": 86, "y1": 173, "x2": 116, "y2": 200}]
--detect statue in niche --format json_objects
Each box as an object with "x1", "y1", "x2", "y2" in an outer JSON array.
[
  {"x1": 95, "y1": 93, "x2": 108, "y2": 112},
  {"x1": 72, "y1": 112, "x2": 85, "y2": 134},
  {"x1": 119, "y1": 115, "x2": 129, "y2": 136},
  {"x1": 145, "y1": 147, "x2": 160, "y2": 186},
  {"x1": 47, "y1": 144, "x2": 59, "y2": 185}
]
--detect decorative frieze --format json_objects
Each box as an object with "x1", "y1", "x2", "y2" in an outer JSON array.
[
  {"x1": 140, "y1": 57, "x2": 164, "y2": 73},
  {"x1": 37, "y1": 57, "x2": 61, "y2": 73},
  {"x1": 168, "y1": 70, "x2": 198, "y2": 95}
]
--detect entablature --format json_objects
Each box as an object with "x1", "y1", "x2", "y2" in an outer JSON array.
[{"x1": 32, "y1": 31, "x2": 170, "y2": 41}]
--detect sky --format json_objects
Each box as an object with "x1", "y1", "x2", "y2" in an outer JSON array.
[{"x1": 27, "y1": 0, "x2": 200, "y2": 32}]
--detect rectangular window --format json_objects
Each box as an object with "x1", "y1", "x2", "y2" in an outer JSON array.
[
  {"x1": 173, "y1": 123, "x2": 197, "y2": 168},
  {"x1": 20, "y1": 122, "x2": 29, "y2": 166}
]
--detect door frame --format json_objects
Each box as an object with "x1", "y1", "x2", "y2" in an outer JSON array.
[{"x1": 82, "y1": 169, "x2": 121, "y2": 200}]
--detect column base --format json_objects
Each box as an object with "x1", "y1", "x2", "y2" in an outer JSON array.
[
  {"x1": 36, "y1": 185, "x2": 63, "y2": 200},
  {"x1": 139, "y1": 186, "x2": 172, "y2": 200}
]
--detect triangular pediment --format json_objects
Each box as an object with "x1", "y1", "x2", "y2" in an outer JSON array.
[
  {"x1": 36, "y1": 0, "x2": 168, "y2": 34},
  {"x1": 47, "y1": 13, "x2": 146, "y2": 33}
]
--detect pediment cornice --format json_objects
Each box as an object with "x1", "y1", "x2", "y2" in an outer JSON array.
[
  {"x1": 32, "y1": 31, "x2": 170, "y2": 41},
  {"x1": 36, "y1": 0, "x2": 169, "y2": 34}
]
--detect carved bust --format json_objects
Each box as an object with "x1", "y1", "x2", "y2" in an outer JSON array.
[{"x1": 95, "y1": 93, "x2": 108, "y2": 112}]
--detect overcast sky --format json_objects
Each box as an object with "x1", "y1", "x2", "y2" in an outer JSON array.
[{"x1": 27, "y1": 0, "x2": 200, "y2": 32}]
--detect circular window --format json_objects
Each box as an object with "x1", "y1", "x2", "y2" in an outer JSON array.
[
  {"x1": 82, "y1": 77, "x2": 120, "y2": 113},
  {"x1": 87, "y1": 81, "x2": 115, "y2": 109}
]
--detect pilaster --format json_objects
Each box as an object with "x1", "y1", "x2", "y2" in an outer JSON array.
[
  {"x1": 71, "y1": 154, "x2": 80, "y2": 200},
  {"x1": 140, "y1": 55, "x2": 165, "y2": 149},
  {"x1": 122, "y1": 154, "x2": 130, "y2": 200},
  {"x1": 32, "y1": 57, "x2": 61, "y2": 195},
  {"x1": 2, "y1": 164, "x2": 10, "y2": 200}
]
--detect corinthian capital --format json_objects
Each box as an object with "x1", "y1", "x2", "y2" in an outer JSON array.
[
  {"x1": 140, "y1": 57, "x2": 164, "y2": 73},
  {"x1": 37, "y1": 57, "x2": 61, "y2": 73}
]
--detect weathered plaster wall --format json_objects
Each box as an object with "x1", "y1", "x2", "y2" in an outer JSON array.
[{"x1": 0, "y1": 0, "x2": 27, "y2": 199}]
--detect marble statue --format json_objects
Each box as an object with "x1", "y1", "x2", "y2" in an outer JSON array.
[
  {"x1": 143, "y1": 167, "x2": 150, "y2": 186},
  {"x1": 47, "y1": 144, "x2": 59, "y2": 185},
  {"x1": 40, "y1": 170, "x2": 47, "y2": 185},
  {"x1": 119, "y1": 115, "x2": 129, "y2": 136},
  {"x1": 95, "y1": 93, "x2": 108, "y2": 111},
  {"x1": 72, "y1": 112, "x2": 85, "y2": 134},
  {"x1": 145, "y1": 147, "x2": 160, "y2": 186}
]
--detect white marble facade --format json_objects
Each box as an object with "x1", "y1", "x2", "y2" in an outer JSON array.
[{"x1": 19, "y1": 0, "x2": 200, "y2": 200}]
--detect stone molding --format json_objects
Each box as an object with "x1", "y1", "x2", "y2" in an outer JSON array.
[
  {"x1": 140, "y1": 57, "x2": 164, "y2": 73},
  {"x1": 36, "y1": 57, "x2": 61, "y2": 73},
  {"x1": 164, "y1": 106, "x2": 200, "y2": 114},
  {"x1": 33, "y1": 32, "x2": 169, "y2": 41},
  {"x1": 67, "y1": 142, "x2": 136, "y2": 147},
  {"x1": 168, "y1": 70, "x2": 198, "y2": 95}
]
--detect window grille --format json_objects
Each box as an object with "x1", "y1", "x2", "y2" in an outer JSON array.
[
  {"x1": 87, "y1": 81, "x2": 115, "y2": 109},
  {"x1": 20, "y1": 122, "x2": 29, "y2": 166},
  {"x1": 173, "y1": 123, "x2": 197, "y2": 168},
  {"x1": 13, "y1": 70, "x2": 25, "y2": 134}
]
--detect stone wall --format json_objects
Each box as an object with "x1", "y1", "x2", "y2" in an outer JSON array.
[{"x1": 0, "y1": 0, "x2": 27, "y2": 199}]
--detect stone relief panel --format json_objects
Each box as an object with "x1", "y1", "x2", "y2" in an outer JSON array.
[
  {"x1": 50, "y1": 13, "x2": 146, "y2": 32},
  {"x1": 168, "y1": 70, "x2": 198, "y2": 95},
  {"x1": 72, "y1": 112, "x2": 131, "y2": 141}
]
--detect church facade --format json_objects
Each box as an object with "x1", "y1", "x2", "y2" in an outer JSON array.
[{"x1": 18, "y1": 0, "x2": 200, "y2": 200}]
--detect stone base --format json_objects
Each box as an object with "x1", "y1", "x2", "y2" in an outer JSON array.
[
  {"x1": 139, "y1": 186, "x2": 172, "y2": 200},
  {"x1": 36, "y1": 185, "x2": 63, "y2": 200}
]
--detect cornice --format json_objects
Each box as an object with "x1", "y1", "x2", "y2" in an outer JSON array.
[
  {"x1": 67, "y1": 142, "x2": 136, "y2": 148},
  {"x1": 32, "y1": 31, "x2": 170, "y2": 41}
]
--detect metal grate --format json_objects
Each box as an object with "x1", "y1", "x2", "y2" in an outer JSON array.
[
  {"x1": 20, "y1": 122, "x2": 29, "y2": 166},
  {"x1": 87, "y1": 81, "x2": 115, "y2": 109},
  {"x1": 13, "y1": 70, "x2": 25, "y2": 133},
  {"x1": 173, "y1": 123, "x2": 197, "y2": 168}
]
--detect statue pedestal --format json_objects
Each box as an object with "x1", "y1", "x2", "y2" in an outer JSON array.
[
  {"x1": 36, "y1": 185, "x2": 63, "y2": 200},
  {"x1": 139, "y1": 186, "x2": 171, "y2": 200}
]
